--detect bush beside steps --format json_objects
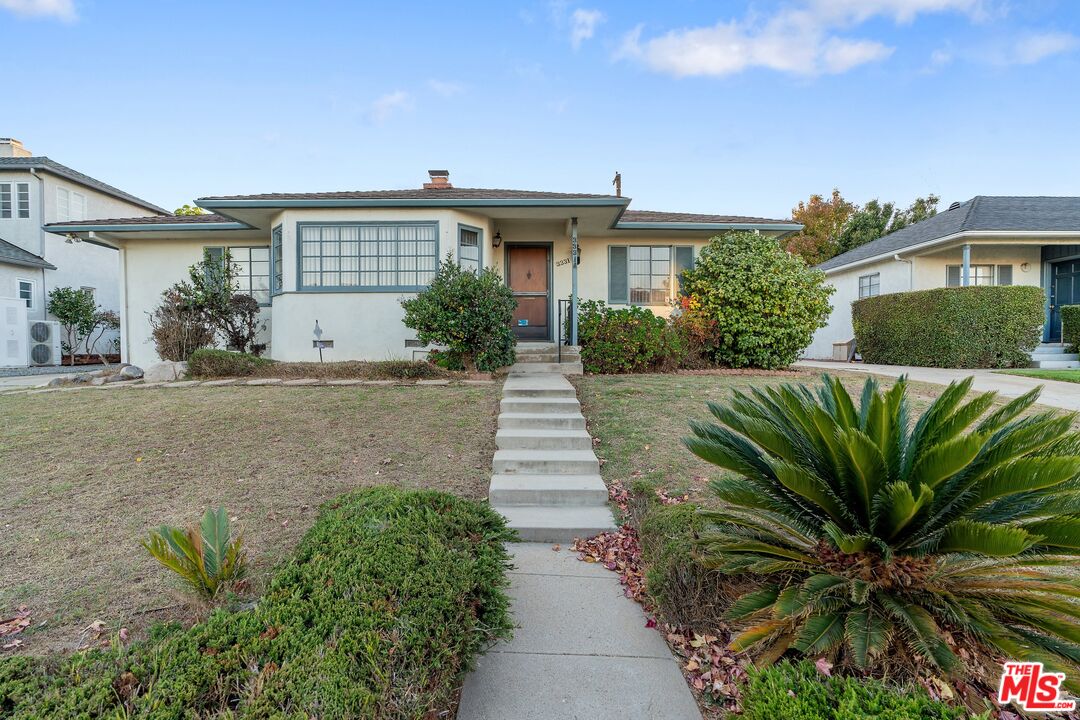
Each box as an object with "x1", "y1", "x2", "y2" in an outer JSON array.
[
  {"x1": 0, "y1": 488, "x2": 514, "y2": 719},
  {"x1": 186, "y1": 348, "x2": 460, "y2": 381}
]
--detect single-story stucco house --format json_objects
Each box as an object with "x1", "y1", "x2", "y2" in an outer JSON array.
[
  {"x1": 805, "y1": 196, "x2": 1080, "y2": 360},
  {"x1": 44, "y1": 170, "x2": 801, "y2": 369}
]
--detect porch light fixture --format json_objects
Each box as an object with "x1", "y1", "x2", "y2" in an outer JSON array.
[{"x1": 492, "y1": 230, "x2": 503, "y2": 248}]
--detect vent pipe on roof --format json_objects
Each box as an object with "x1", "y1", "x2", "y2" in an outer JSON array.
[
  {"x1": 0, "y1": 138, "x2": 31, "y2": 157},
  {"x1": 612, "y1": 171, "x2": 622, "y2": 197},
  {"x1": 424, "y1": 170, "x2": 452, "y2": 190}
]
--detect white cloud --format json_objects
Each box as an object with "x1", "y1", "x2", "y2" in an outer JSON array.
[
  {"x1": 1011, "y1": 32, "x2": 1078, "y2": 64},
  {"x1": 617, "y1": 0, "x2": 986, "y2": 77},
  {"x1": 428, "y1": 80, "x2": 464, "y2": 97},
  {"x1": 0, "y1": 0, "x2": 77, "y2": 22},
  {"x1": 570, "y1": 8, "x2": 604, "y2": 49},
  {"x1": 367, "y1": 91, "x2": 412, "y2": 125}
]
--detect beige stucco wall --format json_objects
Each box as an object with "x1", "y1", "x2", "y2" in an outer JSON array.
[{"x1": 805, "y1": 241, "x2": 1050, "y2": 360}]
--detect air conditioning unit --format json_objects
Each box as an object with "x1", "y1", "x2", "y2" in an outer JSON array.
[{"x1": 28, "y1": 320, "x2": 62, "y2": 366}]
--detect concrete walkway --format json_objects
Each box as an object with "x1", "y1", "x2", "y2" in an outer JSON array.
[
  {"x1": 457, "y1": 363, "x2": 701, "y2": 719},
  {"x1": 798, "y1": 360, "x2": 1080, "y2": 412}
]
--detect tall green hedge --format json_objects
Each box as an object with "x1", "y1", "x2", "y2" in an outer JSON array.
[
  {"x1": 852, "y1": 285, "x2": 1044, "y2": 368},
  {"x1": 0, "y1": 488, "x2": 513, "y2": 719},
  {"x1": 1062, "y1": 305, "x2": 1080, "y2": 350}
]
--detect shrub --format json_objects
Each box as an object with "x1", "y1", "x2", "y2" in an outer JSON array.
[
  {"x1": 143, "y1": 508, "x2": 246, "y2": 601},
  {"x1": 852, "y1": 286, "x2": 1044, "y2": 368},
  {"x1": 686, "y1": 375, "x2": 1080, "y2": 684},
  {"x1": 577, "y1": 300, "x2": 685, "y2": 373},
  {"x1": 1062, "y1": 305, "x2": 1080, "y2": 350},
  {"x1": 741, "y1": 661, "x2": 977, "y2": 720},
  {"x1": 188, "y1": 250, "x2": 266, "y2": 356},
  {"x1": 187, "y1": 348, "x2": 275, "y2": 377},
  {"x1": 47, "y1": 287, "x2": 98, "y2": 365},
  {"x1": 678, "y1": 231, "x2": 833, "y2": 369},
  {"x1": 0, "y1": 488, "x2": 514, "y2": 719},
  {"x1": 147, "y1": 282, "x2": 216, "y2": 361},
  {"x1": 401, "y1": 254, "x2": 517, "y2": 372},
  {"x1": 670, "y1": 304, "x2": 721, "y2": 369}
]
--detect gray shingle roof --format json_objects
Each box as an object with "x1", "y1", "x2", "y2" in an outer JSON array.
[
  {"x1": 0, "y1": 157, "x2": 169, "y2": 215},
  {"x1": 817, "y1": 196, "x2": 1080, "y2": 272},
  {"x1": 619, "y1": 209, "x2": 796, "y2": 225},
  {"x1": 45, "y1": 213, "x2": 234, "y2": 229},
  {"x1": 199, "y1": 188, "x2": 621, "y2": 202},
  {"x1": 0, "y1": 237, "x2": 56, "y2": 269}
]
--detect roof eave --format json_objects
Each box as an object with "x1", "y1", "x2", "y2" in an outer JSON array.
[
  {"x1": 0, "y1": 256, "x2": 56, "y2": 270},
  {"x1": 613, "y1": 221, "x2": 802, "y2": 232},
  {"x1": 195, "y1": 197, "x2": 631, "y2": 210},
  {"x1": 20, "y1": 162, "x2": 170, "y2": 216},
  {"x1": 43, "y1": 221, "x2": 253, "y2": 234}
]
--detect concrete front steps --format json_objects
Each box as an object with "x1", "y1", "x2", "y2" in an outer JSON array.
[
  {"x1": 489, "y1": 368, "x2": 615, "y2": 543},
  {"x1": 1030, "y1": 342, "x2": 1080, "y2": 369},
  {"x1": 514, "y1": 342, "x2": 583, "y2": 376}
]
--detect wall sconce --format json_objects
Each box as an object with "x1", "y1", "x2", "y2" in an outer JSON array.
[
  {"x1": 492, "y1": 230, "x2": 503, "y2": 248},
  {"x1": 1020, "y1": 262, "x2": 1031, "y2": 272}
]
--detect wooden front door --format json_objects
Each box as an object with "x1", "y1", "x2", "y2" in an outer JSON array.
[{"x1": 507, "y1": 245, "x2": 551, "y2": 340}]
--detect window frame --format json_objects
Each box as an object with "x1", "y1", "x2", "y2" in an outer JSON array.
[
  {"x1": 946, "y1": 264, "x2": 996, "y2": 287},
  {"x1": 56, "y1": 186, "x2": 69, "y2": 221},
  {"x1": 608, "y1": 244, "x2": 694, "y2": 306},
  {"x1": 0, "y1": 183, "x2": 11, "y2": 219},
  {"x1": 205, "y1": 245, "x2": 272, "y2": 306},
  {"x1": 294, "y1": 221, "x2": 440, "y2": 293},
  {"x1": 17, "y1": 277, "x2": 35, "y2": 310},
  {"x1": 858, "y1": 272, "x2": 880, "y2": 299},
  {"x1": 457, "y1": 223, "x2": 483, "y2": 273},
  {"x1": 270, "y1": 225, "x2": 283, "y2": 297},
  {"x1": 15, "y1": 182, "x2": 29, "y2": 219}
]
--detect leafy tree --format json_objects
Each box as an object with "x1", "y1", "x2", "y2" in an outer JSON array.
[
  {"x1": 47, "y1": 287, "x2": 98, "y2": 365},
  {"x1": 687, "y1": 375, "x2": 1080, "y2": 687},
  {"x1": 678, "y1": 231, "x2": 833, "y2": 369},
  {"x1": 400, "y1": 254, "x2": 517, "y2": 372},
  {"x1": 835, "y1": 195, "x2": 940, "y2": 256},
  {"x1": 86, "y1": 309, "x2": 120, "y2": 363},
  {"x1": 786, "y1": 189, "x2": 855, "y2": 265},
  {"x1": 174, "y1": 204, "x2": 207, "y2": 216}
]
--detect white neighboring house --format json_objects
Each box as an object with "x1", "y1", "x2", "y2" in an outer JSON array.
[
  {"x1": 0, "y1": 138, "x2": 168, "y2": 365},
  {"x1": 806, "y1": 196, "x2": 1080, "y2": 360}
]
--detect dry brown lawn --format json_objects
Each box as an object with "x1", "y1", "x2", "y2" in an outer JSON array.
[{"x1": 0, "y1": 383, "x2": 499, "y2": 655}]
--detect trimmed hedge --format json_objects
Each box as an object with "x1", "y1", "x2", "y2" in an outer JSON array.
[
  {"x1": 741, "y1": 661, "x2": 979, "y2": 720},
  {"x1": 852, "y1": 286, "x2": 1044, "y2": 368},
  {"x1": 0, "y1": 488, "x2": 514, "y2": 719},
  {"x1": 1062, "y1": 305, "x2": 1080, "y2": 350},
  {"x1": 187, "y1": 348, "x2": 275, "y2": 377}
]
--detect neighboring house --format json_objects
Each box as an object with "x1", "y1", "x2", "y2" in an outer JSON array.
[
  {"x1": 0, "y1": 137, "x2": 168, "y2": 364},
  {"x1": 806, "y1": 196, "x2": 1080, "y2": 359},
  {"x1": 45, "y1": 170, "x2": 801, "y2": 368}
]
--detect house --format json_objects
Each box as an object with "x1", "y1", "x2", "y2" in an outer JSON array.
[
  {"x1": 44, "y1": 170, "x2": 801, "y2": 368},
  {"x1": 0, "y1": 137, "x2": 169, "y2": 366},
  {"x1": 805, "y1": 196, "x2": 1080, "y2": 360}
]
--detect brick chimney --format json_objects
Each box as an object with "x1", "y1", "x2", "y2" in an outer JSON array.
[
  {"x1": 0, "y1": 138, "x2": 31, "y2": 158},
  {"x1": 424, "y1": 169, "x2": 452, "y2": 189}
]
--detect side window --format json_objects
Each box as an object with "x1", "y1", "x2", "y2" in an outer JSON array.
[
  {"x1": 458, "y1": 226, "x2": 481, "y2": 273},
  {"x1": 56, "y1": 187, "x2": 69, "y2": 222},
  {"x1": 858, "y1": 273, "x2": 880, "y2": 299},
  {"x1": 17, "y1": 278, "x2": 35, "y2": 309},
  {"x1": 0, "y1": 183, "x2": 11, "y2": 219},
  {"x1": 271, "y1": 226, "x2": 283, "y2": 295}
]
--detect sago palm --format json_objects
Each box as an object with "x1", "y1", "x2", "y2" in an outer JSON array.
[
  {"x1": 685, "y1": 375, "x2": 1080, "y2": 681},
  {"x1": 144, "y1": 507, "x2": 246, "y2": 601}
]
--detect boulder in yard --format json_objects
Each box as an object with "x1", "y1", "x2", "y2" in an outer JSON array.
[
  {"x1": 118, "y1": 365, "x2": 144, "y2": 380},
  {"x1": 144, "y1": 361, "x2": 188, "y2": 383},
  {"x1": 46, "y1": 377, "x2": 71, "y2": 387}
]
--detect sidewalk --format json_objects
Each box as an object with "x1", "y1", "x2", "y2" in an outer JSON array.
[
  {"x1": 458, "y1": 544, "x2": 701, "y2": 720},
  {"x1": 797, "y1": 360, "x2": 1080, "y2": 412}
]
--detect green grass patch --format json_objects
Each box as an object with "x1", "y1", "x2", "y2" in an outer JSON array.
[
  {"x1": 0, "y1": 487, "x2": 514, "y2": 719},
  {"x1": 995, "y1": 368, "x2": 1080, "y2": 383}
]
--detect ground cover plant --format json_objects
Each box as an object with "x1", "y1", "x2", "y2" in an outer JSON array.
[
  {"x1": 185, "y1": 349, "x2": 459, "y2": 380},
  {"x1": 0, "y1": 383, "x2": 499, "y2": 654},
  {"x1": 686, "y1": 374, "x2": 1080, "y2": 689},
  {"x1": 0, "y1": 487, "x2": 514, "y2": 719}
]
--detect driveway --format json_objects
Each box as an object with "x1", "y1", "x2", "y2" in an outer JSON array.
[{"x1": 797, "y1": 360, "x2": 1080, "y2": 413}]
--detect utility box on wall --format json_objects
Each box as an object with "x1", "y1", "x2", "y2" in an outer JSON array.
[{"x1": 1, "y1": 296, "x2": 28, "y2": 368}]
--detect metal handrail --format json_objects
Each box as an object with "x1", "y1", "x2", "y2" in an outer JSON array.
[{"x1": 556, "y1": 298, "x2": 571, "y2": 364}]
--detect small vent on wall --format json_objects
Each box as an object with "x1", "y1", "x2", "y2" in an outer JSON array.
[{"x1": 404, "y1": 339, "x2": 424, "y2": 348}]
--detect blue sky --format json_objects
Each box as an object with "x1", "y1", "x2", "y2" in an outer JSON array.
[{"x1": 1, "y1": 0, "x2": 1077, "y2": 219}]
